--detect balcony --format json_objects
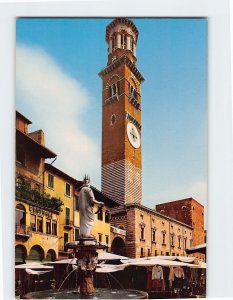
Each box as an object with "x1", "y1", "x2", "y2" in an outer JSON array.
[
  {"x1": 15, "y1": 224, "x2": 31, "y2": 240},
  {"x1": 16, "y1": 183, "x2": 63, "y2": 213},
  {"x1": 64, "y1": 219, "x2": 73, "y2": 229}
]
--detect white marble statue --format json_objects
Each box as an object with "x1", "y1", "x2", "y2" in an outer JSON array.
[{"x1": 78, "y1": 175, "x2": 104, "y2": 238}]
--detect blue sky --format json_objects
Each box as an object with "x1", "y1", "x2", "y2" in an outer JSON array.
[{"x1": 16, "y1": 18, "x2": 207, "y2": 217}]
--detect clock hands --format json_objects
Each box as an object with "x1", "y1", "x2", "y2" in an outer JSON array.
[{"x1": 130, "y1": 127, "x2": 138, "y2": 142}]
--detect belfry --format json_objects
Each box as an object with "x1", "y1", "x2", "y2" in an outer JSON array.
[{"x1": 99, "y1": 18, "x2": 144, "y2": 205}]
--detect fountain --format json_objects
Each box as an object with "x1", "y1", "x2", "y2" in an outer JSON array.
[{"x1": 24, "y1": 176, "x2": 148, "y2": 299}]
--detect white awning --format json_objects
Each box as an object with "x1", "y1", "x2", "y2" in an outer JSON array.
[
  {"x1": 15, "y1": 263, "x2": 54, "y2": 269},
  {"x1": 121, "y1": 257, "x2": 194, "y2": 268},
  {"x1": 188, "y1": 261, "x2": 207, "y2": 269},
  {"x1": 156, "y1": 255, "x2": 196, "y2": 263},
  {"x1": 98, "y1": 252, "x2": 129, "y2": 260},
  {"x1": 96, "y1": 264, "x2": 126, "y2": 273},
  {"x1": 25, "y1": 269, "x2": 53, "y2": 275},
  {"x1": 47, "y1": 258, "x2": 77, "y2": 264}
]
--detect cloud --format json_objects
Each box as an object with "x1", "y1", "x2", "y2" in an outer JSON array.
[{"x1": 16, "y1": 44, "x2": 100, "y2": 183}]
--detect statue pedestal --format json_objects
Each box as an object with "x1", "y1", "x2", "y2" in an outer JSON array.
[{"x1": 66, "y1": 238, "x2": 106, "y2": 295}]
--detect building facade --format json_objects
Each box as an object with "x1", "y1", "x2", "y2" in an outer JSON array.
[
  {"x1": 15, "y1": 111, "x2": 119, "y2": 263},
  {"x1": 156, "y1": 198, "x2": 205, "y2": 246},
  {"x1": 16, "y1": 111, "x2": 60, "y2": 263},
  {"x1": 99, "y1": 18, "x2": 205, "y2": 260}
]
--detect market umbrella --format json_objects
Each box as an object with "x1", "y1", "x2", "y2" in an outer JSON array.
[
  {"x1": 46, "y1": 258, "x2": 77, "y2": 264},
  {"x1": 185, "y1": 243, "x2": 206, "y2": 255},
  {"x1": 119, "y1": 257, "x2": 199, "y2": 268},
  {"x1": 98, "y1": 252, "x2": 129, "y2": 260},
  {"x1": 156, "y1": 255, "x2": 196, "y2": 263},
  {"x1": 188, "y1": 261, "x2": 206, "y2": 269}
]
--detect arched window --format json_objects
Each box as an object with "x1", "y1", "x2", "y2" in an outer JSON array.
[
  {"x1": 27, "y1": 245, "x2": 45, "y2": 262},
  {"x1": 15, "y1": 245, "x2": 27, "y2": 264},
  {"x1": 112, "y1": 34, "x2": 116, "y2": 51},
  {"x1": 121, "y1": 34, "x2": 126, "y2": 49},
  {"x1": 45, "y1": 249, "x2": 56, "y2": 262},
  {"x1": 111, "y1": 237, "x2": 126, "y2": 256},
  {"x1": 15, "y1": 204, "x2": 26, "y2": 233}
]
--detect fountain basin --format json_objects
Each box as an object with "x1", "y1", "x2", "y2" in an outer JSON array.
[{"x1": 24, "y1": 288, "x2": 148, "y2": 299}]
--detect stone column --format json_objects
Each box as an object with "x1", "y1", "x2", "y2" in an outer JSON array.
[
  {"x1": 116, "y1": 33, "x2": 121, "y2": 49},
  {"x1": 109, "y1": 39, "x2": 112, "y2": 53},
  {"x1": 126, "y1": 35, "x2": 131, "y2": 50},
  {"x1": 133, "y1": 43, "x2": 136, "y2": 56}
]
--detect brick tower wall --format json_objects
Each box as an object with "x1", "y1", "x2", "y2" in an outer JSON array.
[{"x1": 156, "y1": 198, "x2": 204, "y2": 246}]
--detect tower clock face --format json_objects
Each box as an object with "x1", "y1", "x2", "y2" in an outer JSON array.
[{"x1": 127, "y1": 122, "x2": 141, "y2": 148}]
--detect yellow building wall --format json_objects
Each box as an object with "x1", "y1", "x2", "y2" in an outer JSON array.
[
  {"x1": 133, "y1": 207, "x2": 193, "y2": 258},
  {"x1": 44, "y1": 171, "x2": 74, "y2": 252},
  {"x1": 15, "y1": 200, "x2": 59, "y2": 259}
]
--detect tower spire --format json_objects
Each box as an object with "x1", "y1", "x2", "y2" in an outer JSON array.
[{"x1": 105, "y1": 18, "x2": 139, "y2": 65}]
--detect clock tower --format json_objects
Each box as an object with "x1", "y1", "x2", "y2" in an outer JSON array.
[{"x1": 99, "y1": 18, "x2": 144, "y2": 205}]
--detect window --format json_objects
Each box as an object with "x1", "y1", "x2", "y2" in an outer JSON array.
[
  {"x1": 106, "y1": 235, "x2": 109, "y2": 245},
  {"x1": 152, "y1": 230, "x2": 156, "y2": 242},
  {"x1": 105, "y1": 211, "x2": 110, "y2": 223},
  {"x1": 162, "y1": 232, "x2": 166, "y2": 245},
  {"x1": 140, "y1": 248, "x2": 144, "y2": 257},
  {"x1": 97, "y1": 209, "x2": 103, "y2": 221},
  {"x1": 112, "y1": 35, "x2": 116, "y2": 51},
  {"x1": 64, "y1": 233, "x2": 69, "y2": 249},
  {"x1": 30, "y1": 215, "x2": 36, "y2": 232},
  {"x1": 140, "y1": 227, "x2": 144, "y2": 240},
  {"x1": 65, "y1": 183, "x2": 71, "y2": 197},
  {"x1": 75, "y1": 196, "x2": 79, "y2": 211},
  {"x1": 46, "y1": 219, "x2": 51, "y2": 234},
  {"x1": 184, "y1": 238, "x2": 187, "y2": 249},
  {"x1": 130, "y1": 37, "x2": 133, "y2": 51},
  {"x1": 171, "y1": 235, "x2": 174, "y2": 247},
  {"x1": 52, "y1": 221, "x2": 57, "y2": 236},
  {"x1": 121, "y1": 34, "x2": 126, "y2": 49},
  {"x1": 37, "y1": 217, "x2": 43, "y2": 233},
  {"x1": 74, "y1": 228, "x2": 80, "y2": 240},
  {"x1": 178, "y1": 237, "x2": 181, "y2": 248},
  {"x1": 48, "y1": 174, "x2": 54, "y2": 189},
  {"x1": 15, "y1": 205, "x2": 26, "y2": 227},
  {"x1": 98, "y1": 234, "x2": 102, "y2": 243},
  {"x1": 65, "y1": 207, "x2": 70, "y2": 225},
  {"x1": 110, "y1": 114, "x2": 116, "y2": 125}
]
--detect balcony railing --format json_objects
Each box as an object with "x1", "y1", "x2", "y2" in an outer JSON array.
[
  {"x1": 16, "y1": 183, "x2": 63, "y2": 212},
  {"x1": 64, "y1": 219, "x2": 73, "y2": 228},
  {"x1": 15, "y1": 224, "x2": 31, "y2": 238}
]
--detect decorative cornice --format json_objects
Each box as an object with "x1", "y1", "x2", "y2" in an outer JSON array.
[
  {"x1": 125, "y1": 203, "x2": 193, "y2": 229},
  {"x1": 125, "y1": 112, "x2": 141, "y2": 130},
  {"x1": 98, "y1": 55, "x2": 144, "y2": 83},
  {"x1": 106, "y1": 18, "x2": 139, "y2": 43}
]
